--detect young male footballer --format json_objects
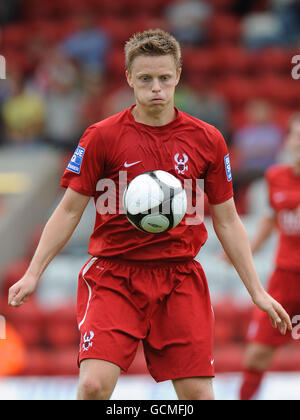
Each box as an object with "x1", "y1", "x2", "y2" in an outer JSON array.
[
  {"x1": 239, "y1": 113, "x2": 300, "y2": 400},
  {"x1": 8, "y1": 29, "x2": 292, "y2": 400}
]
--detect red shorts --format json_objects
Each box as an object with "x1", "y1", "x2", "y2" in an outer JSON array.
[
  {"x1": 77, "y1": 257, "x2": 215, "y2": 382},
  {"x1": 247, "y1": 268, "x2": 300, "y2": 347}
]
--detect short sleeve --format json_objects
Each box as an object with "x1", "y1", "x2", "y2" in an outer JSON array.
[
  {"x1": 204, "y1": 128, "x2": 234, "y2": 205},
  {"x1": 60, "y1": 124, "x2": 105, "y2": 196}
]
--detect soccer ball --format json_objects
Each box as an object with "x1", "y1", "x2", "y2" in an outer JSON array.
[{"x1": 123, "y1": 170, "x2": 187, "y2": 234}]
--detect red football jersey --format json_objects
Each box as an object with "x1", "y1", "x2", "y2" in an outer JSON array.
[
  {"x1": 61, "y1": 106, "x2": 233, "y2": 261},
  {"x1": 266, "y1": 164, "x2": 300, "y2": 271}
]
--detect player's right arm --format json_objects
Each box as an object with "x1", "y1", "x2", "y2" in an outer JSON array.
[
  {"x1": 251, "y1": 213, "x2": 275, "y2": 255},
  {"x1": 8, "y1": 187, "x2": 90, "y2": 307}
]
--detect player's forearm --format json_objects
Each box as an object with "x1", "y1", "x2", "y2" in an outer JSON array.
[
  {"x1": 251, "y1": 215, "x2": 275, "y2": 254},
  {"x1": 25, "y1": 205, "x2": 82, "y2": 280},
  {"x1": 213, "y1": 215, "x2": 265, "y2": 299}
]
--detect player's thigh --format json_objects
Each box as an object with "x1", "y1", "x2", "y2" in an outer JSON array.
[
  {"x1": 77, "y1": 358, "x2": 121, "y2": 400},
  {"x1": 172, "y1": 377, "x2": 214, "y2": 401},
  {"x1": 243, "y1": 343, "x2": 276, "y2": 371}
]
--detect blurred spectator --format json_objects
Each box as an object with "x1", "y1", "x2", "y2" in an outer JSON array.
[
  {"x1": 0, "y1": 0, "x2": 20, "y2": 24},
  {"x1": 60, "y1": 11, "x2": 110, "y2": 73},
  {"x1": 1, "y1": 70, "x2": 46, "y2": 149},
  {"x1": 175, "y1": 83, "x2": 228, "y2": 137},
  {"x1": 232, "y1": 0, "x2": 268, "y2": 16},
  {"x1": 31, "y1": 46, "x2": 78, "y2": 96},
  {"x1": 164, "y1": 0, "x2": 212, "y2": 46},
  {"x1": 242, "y1": 12, "x2": 284, "y2": 49},
  {"x1": 39, "y1": 49, "x2": 83, "y2": 150},
  {"x1": 80, "y1": 72, "x2": 107, "y2": 127},
  {"x1": 233, "y1": 99, "x2": 283, "y2": 172},
  {"x1": 271, "y1": 0, "x2": 300, "y2": 46},
  {"x1": 175, "y1": 84, "x2": 201, "y2": 116},
  {"x1": 101, "y1": 86, "x2": 135, "y2": 119},
  {"x1": 231, "y1": 100, "x2": 283, "y2": 210}
]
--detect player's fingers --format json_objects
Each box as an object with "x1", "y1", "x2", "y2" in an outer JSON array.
[
  {"x1": 274, "y1": 303, "x2": 292, "y2": 332},
  {"x1": 9, "y1": 289, "x2": 28, "y2": 307},
  {"x1": 8, "y1": 285, "x2": 20, "y2": 306},
  {"x1": 267, "y1": 307, "x2": 278, "y2": 329},
  {"x1": 269, "y1": 302, "x2": 292, "y2": 335}
]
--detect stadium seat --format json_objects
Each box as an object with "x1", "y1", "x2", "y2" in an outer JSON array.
[
  {"x1": 214, "y1": 76, "x2": 256, "y2": 109},
  {"x1": 31, "y1": 20, "x2": 75, "y2": 45},
  {"x1": 43, "y1": 302, "x2": 78, "y2": 348},
  {"x1": 99, "y1": 18, "x2": 131, "y2": 46},
  {"x1": 1, "y1": 298, "x2": 45, "y2": 347},
  {"x1": 214, "y1": 343, "x2": 244, "y2": 373},
  {"x1": 20, "y1": 0, "x2": 60, "y2": 20},
  {"x1": 22, "y1": 348, "x2": 54, "y2": 376},
  {"x1": 1, "y1": 258, "x2": 30, "y2": 297},
  {"x1": 208, "y1": 14, "x2": 242, "y2": 45},
  {"x1": 106, "y1": 48, "x2": 126, "y2": 81},
  {"x1": 211, "y1": 45, "x2": 252, "y2": 78},
  {"x1": 253, "y1": 47, "x2": 294, "y2": 76},
  {"x1": 273, "y1": 106, "x2": 294, "y2": 131},
  {"x1": 255, "y1": 75, "x2": 297, "y2": 107},
  {"x1": 49, "y1": 347, "x2": 79, "y2": 376},
  {"x1": 213, "y1": 299, "x2": 240, "y2": 344},
  {"x1": 0, "y1": 50, "x2": 31, "y2": 73},
  {"x1": 45, "y1": 322, "x2": 79, "y2": 349},
  {"x1": 272, "y1": 344, "x2": 300, "y2": 372},
  {"x1": 230, "y1": 109, "x2": 250, "y2": 130},
  {"x1": 182, "y1": 48, "x2": 216, "y2": 80},
  {"x1": 0, "y1": 24, "x2": 31, "y2": 50},
  {"x1": 208, "y1": 0, "x2": 236, "y2": 12}
]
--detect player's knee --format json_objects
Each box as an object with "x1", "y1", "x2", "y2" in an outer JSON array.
[
  {"x1": 78, "y1": 377, "x2": 110, "y2": 400},
  {"x1": 176, "y1": 383, "x2": 214, "y2": 400},
  {"x1": 245, "y1": 345, "x2": 275, "y2": 371},
  {"x1": 187, "y1": 388, "x2": 214, "y2": 400},
  {"x1": 180, "y1": 389, "x2": 214, "y2": 400}
]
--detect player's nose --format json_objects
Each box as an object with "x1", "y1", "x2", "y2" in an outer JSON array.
[{"x1": 151, "y1": 78, "x2": 161, "y2": 92}]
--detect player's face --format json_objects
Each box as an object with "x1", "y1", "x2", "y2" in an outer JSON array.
[
  {"x1": 126, "y1": 54, "x2": 181, "y2": 112},
  {"x1": 287, "y1": 121, "x2": 300, "y2": 162}
]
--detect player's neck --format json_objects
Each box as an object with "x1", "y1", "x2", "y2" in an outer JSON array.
[{"x1": 132, "y1": 104, "x2": 176, "y2": 127}]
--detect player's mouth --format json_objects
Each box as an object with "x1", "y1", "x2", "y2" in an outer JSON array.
[{"x1": 151, "y1": 98, "x2": 164, "y2": 103}]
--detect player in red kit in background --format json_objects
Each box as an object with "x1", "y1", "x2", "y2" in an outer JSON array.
[
  {"x1": 240, "y1": 113, "x2": 300, "y2": 400},
  {"x1": 8, "y1": 29, "x2": 291, "y2": 400}
]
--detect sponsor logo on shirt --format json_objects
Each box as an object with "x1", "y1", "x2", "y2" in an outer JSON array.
[
  {"x1": 278, "y1": 208, "x2": 300, "y2": 235},
  {"x1": 67, "y1": 146, "x2": 85, "y2": 174},
  {"x1": 124, "y1": 160, "x2": 142, "y2": 168},
  {"x1": 224, "y1": 154, "x2": 232, "y2": 182}
]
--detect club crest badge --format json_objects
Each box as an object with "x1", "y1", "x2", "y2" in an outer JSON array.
[{"x1": 174, "y1": 153, "x2": 189, "y2": 175}]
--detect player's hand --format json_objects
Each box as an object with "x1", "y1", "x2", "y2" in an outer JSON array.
[
  {"x1": 8, "y1": 275, "x2": 39, "y2": 307},
  {"x1": 252, "y1": 290, "x2": 292, "y2": 335}
]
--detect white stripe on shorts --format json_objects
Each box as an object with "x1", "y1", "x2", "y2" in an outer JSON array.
[{"x1": 78, "y1": 257, "x2": 98, "y2": 330}]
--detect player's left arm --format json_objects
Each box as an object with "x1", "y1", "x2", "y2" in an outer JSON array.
[{"x1": 210, "y1": 197, "x2": 292, "y2": 335}]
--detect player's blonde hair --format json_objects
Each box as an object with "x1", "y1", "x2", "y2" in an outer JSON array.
[{"x1": 125, "y1": 29, "x2": 182, "y2": 73}]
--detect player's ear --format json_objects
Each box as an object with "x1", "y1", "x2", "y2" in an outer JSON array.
[
  {"x1": 175, "y1": 67, "x2": 182, "y2": 86},
  {"x1": 126, "y1": 70, "x2": 134, "y2": 88}
]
